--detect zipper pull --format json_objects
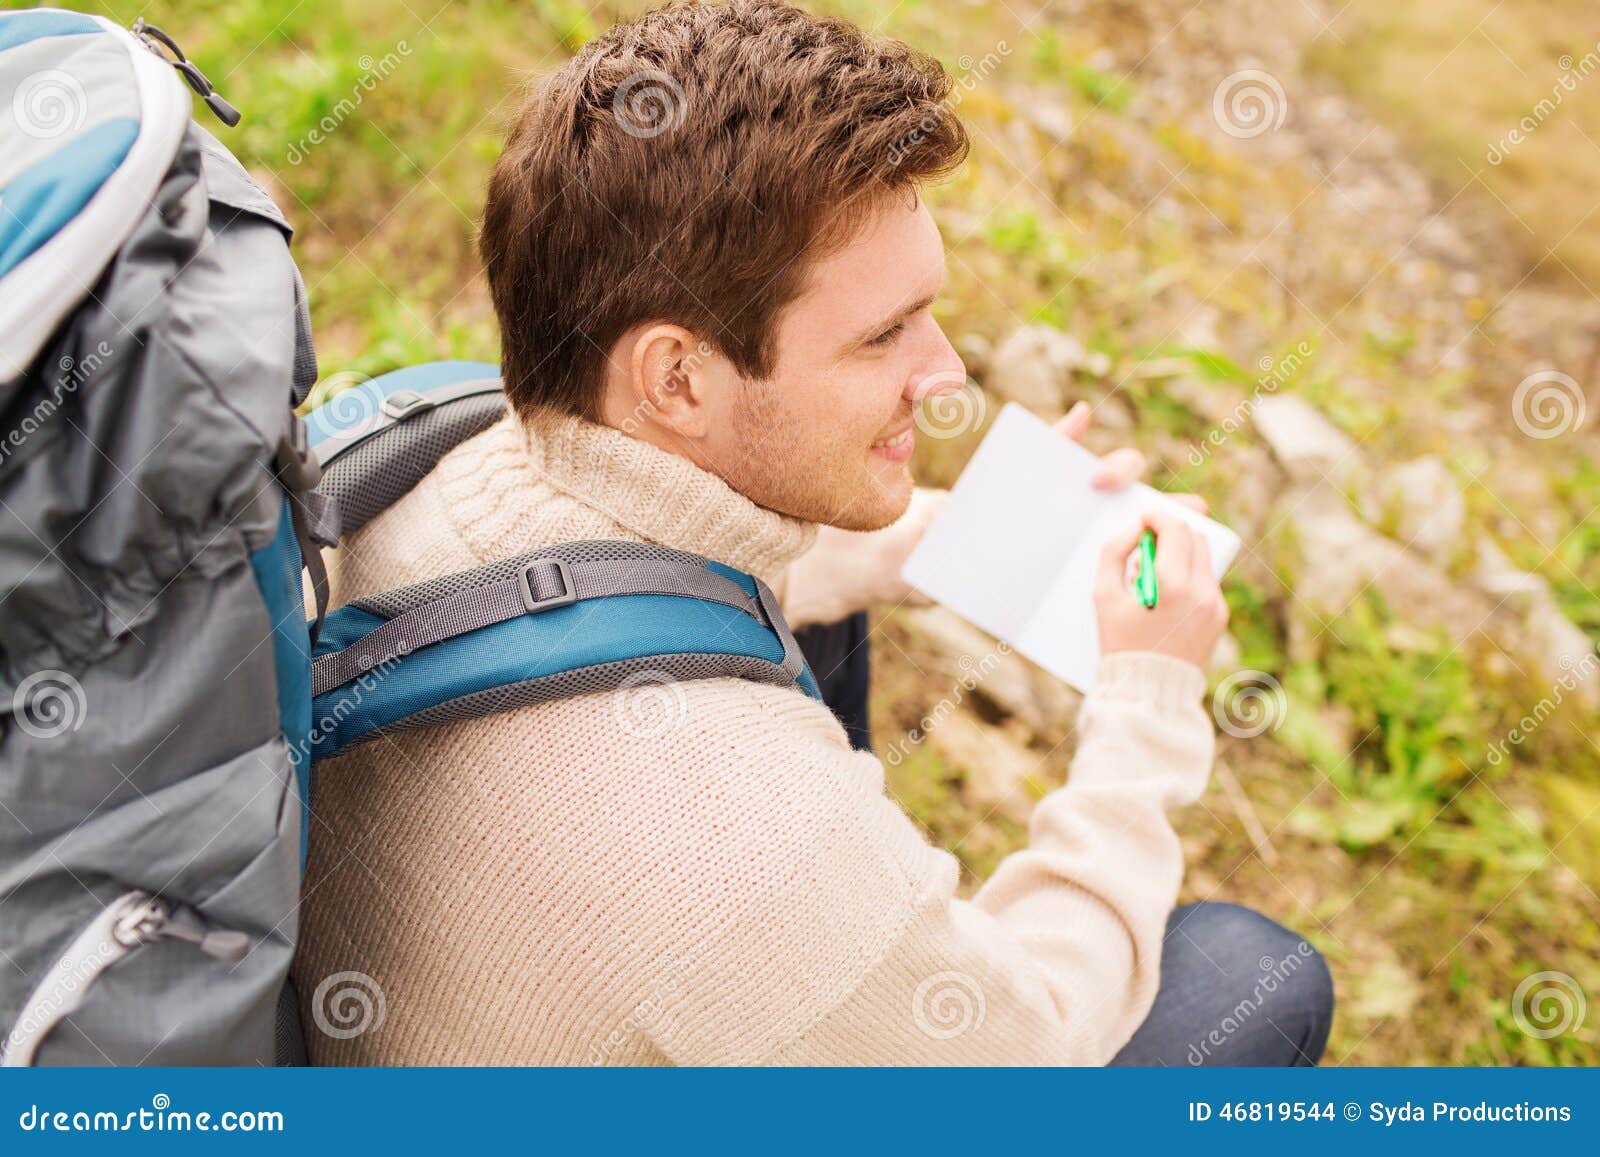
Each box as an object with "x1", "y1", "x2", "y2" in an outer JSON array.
[
  {"x1": 111, "y1": 893, "x2": 251, "y2": 961},
  {"x1": 130, "y1": 18, "x2": 242, "y2": 127},
  {"x1": 163, "y1": 904, "x2": 253, "y2": 962}
]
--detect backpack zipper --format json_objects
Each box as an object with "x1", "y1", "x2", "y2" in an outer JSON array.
[
  {"x1": 1, "y1": 890, "x2": 250, "y2": 1067},
  {"x1": 130, "y1": 18, "x2": 242, "y2": 126}
]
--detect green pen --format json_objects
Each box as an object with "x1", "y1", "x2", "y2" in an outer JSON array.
[{"x1": 1135, "y1": 529, "x2": 1159, "y2": 609}]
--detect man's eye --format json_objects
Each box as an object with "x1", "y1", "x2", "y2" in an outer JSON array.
[{"x1": 868, "y1": 321, "x2": 906, "y2": 347}]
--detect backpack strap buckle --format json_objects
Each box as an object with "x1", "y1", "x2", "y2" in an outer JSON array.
[
  {"x1": 519, "y1": 558, "x2": 577, "y2": 614},
  {"x1": 380, "y1": 389, "x2": 434, "y2": 420}
]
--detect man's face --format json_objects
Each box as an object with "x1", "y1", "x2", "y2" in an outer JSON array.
[{"x1": 698, "y1": 197, "x2": 965, "y2": 531}]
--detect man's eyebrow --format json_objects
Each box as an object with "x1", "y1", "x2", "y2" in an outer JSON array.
[{"x1": 843, "y1": 285, "x2": 942, "y2": 351}]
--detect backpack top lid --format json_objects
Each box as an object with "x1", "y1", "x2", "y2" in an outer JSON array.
[{"x1": 0, "y1": 9, "x2": 189, "y2": 382}]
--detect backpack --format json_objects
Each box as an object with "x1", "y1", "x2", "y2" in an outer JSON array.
[{"x1": 0, "y1": 9, "x2": 819, "y2": 1067}]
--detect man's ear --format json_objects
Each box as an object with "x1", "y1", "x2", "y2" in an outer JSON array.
[{"x1": 610, "y1": 323, "x2": 712, "y2": 441}]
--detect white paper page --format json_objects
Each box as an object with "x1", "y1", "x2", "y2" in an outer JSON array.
[
  {"x1": 900, "y1": 404, "x2": 1090, "y2": 644},
  {"x1": 1017, "y1": 478, "x2": 1241, "y2": 692},
  {"x1": 902, "y1": 403, "x2": 1242, "y2": 693}
]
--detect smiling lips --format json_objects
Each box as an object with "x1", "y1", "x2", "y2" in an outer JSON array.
[{"x1": 870, "y1": 423, "x2": 915, "y2": 462}]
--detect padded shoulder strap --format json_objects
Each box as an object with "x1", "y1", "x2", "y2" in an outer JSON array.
[
  {"x1": 307, "y1": 539, "x2": 821, "y2": 762},
  {"x1": 303, "y1": 361, "x2": 505, "y2": 538}
]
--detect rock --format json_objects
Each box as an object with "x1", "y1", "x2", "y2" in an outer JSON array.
[
  {"x1": 1363, "y1": 456, "x2": 1465, "y2": 564},
  {"x1": 1278, "y1": 484, "x2": 1496, "y2": 639},
  {"x1": 1525, "y1": 602, "x2": 1596, "y2": 694},
  {"x1": 900, "y1": 606, "x2": 1081, "y2": 736},
  {"x1": 1471, "y1": 537, "x2": 1545, "y2": 614},
  {"x1": 1029, "y1": 101, "x2": 1075, "y2": 145},
  {"x1": 1414, "y1": 216, "x2": 1475, "y2": 268},
  {"x1": 1472, "y1": 538, "x2": 1598, "y2": 698},
  {"x1": 1083, "y1": 391, "x2": 1136, "y2": 431},
  {"x1": 1253, "y1": 395, "x2": 1362, "y2": 487},
  {"x1": 928, "y1": 713, "x2": 1043, "y2": 826},
  {"x1": 986, "y1": 324, "x2": 1087, "y2": 419},
  {"x1": 1219, "y1": 443, "x2": 1282, "y2": 550},
  {"x1": 1280, "y1": 489, "x2": 1595, "y2": 698},
  {"x1": 1178, "y1": 307, "x2": 1222, "y2": 351}
]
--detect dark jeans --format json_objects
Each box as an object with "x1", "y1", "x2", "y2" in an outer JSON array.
[
  {"x1": 1110, "y1": 901, "x2": 1334, "y2": 1066},
  {"x1": 792, "y1": 612, "x2": 875, "y2": 751},
  {"x1": 795, "y1": 615, "x2": 1335, "y2": 1067}
]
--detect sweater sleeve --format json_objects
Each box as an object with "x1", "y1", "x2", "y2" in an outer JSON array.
[{"x1": 647, "y1": 650, "x2": 1213, "y2": 1066}]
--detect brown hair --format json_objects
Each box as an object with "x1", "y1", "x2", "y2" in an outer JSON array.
[{"x1": 480, "y1": 0, "x2": 968, "y2": 420}]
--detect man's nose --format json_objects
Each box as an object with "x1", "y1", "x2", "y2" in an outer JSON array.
[{"x1": 905, "y1": 326, "x2": 967, "y2": 404}]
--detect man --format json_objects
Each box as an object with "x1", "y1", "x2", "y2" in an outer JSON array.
[{"x1": 296, "y1": 0, "x2": 1333, "y2": 1065}]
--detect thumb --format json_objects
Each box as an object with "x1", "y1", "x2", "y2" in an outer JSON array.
[{"x1": 1095, "y1": 515, "x2": 1148, "y2": 597}]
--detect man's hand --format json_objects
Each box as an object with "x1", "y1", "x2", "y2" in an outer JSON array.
[
  {"x1": 1095, "y1": 509, "x2": 1230, "y2": 669},
  {"x1": 1055, "y1": 400, "x2": 1208, "y2": 515}
]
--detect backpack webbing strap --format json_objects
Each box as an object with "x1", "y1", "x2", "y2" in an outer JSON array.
[
  {"x1": 275, "y1": 416, "x2": 334, "y2": 644},
  {"x1": 310, "y1": 555, "x2": 766, "y2": 697}
]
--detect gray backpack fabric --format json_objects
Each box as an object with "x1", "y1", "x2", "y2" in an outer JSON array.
[{"x1": 0, "y1": 10, "x2": 818, "y2": 1067}]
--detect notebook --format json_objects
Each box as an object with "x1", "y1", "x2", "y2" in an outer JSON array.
[{"x1": 901, "y1": 403, "x2": 1242, "y2": 693}]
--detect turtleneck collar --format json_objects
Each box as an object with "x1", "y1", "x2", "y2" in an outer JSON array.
[{"x1": 433, "y1": 409, "x2": 817, "y2": 586}]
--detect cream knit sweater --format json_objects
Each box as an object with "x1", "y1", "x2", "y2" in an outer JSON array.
[{"x1": 294, "y1": 409, "x2": 1215, "y2": 1065}]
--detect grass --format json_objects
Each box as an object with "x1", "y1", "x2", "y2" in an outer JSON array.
[
  {"x1": 83, "y1": 0, "x2": 1600, "y2": 1064},
  {"x1": 1308, "y1": 0, "x2": 1600, "y2": 290}
]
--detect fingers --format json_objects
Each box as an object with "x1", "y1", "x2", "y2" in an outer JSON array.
[
  {"x1": 1146, "y1": 510, "x2": 1197, "y2": 587},
  {"x1": 1053, "y1": 403, "x2": 1163, "y2": 497},
  {"x1": 1188, "y1": 530, "x2": 1215, "y2": 586},
  {"x1": 1091, "y1": 447, "x2": 1148, "y2": 491},
  {"x1": 1171, "y1": 493, "x2": 1209, "y2": 515},
  {"x1": 1053, "y1": 400, "x2": 1091, "y2": 442},
  {"x1": 1095, "y1": 516, "x2": 1148, "y2": 599}
]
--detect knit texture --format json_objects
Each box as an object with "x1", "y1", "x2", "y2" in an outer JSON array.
[{"x1": 294, "y1": 410, "x2": 1215, "y2": 1065}]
